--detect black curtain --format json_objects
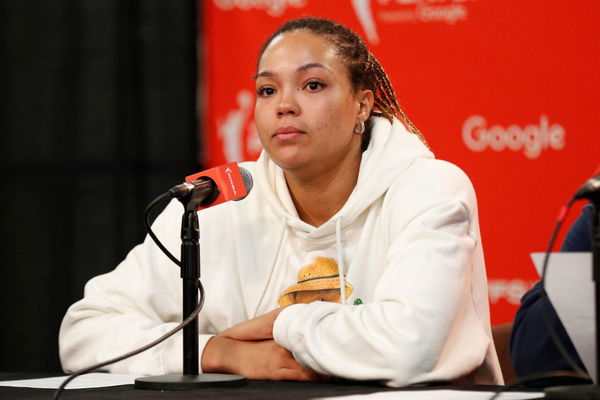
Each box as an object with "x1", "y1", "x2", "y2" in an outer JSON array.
[{"x1": 0, "y1": 0, "x2": 199, "y2": 372}]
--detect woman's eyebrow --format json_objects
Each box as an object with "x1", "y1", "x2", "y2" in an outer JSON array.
[
  {"x1": 253, "y1": 70, "x2": 274, "y2": 80},
  {"x1": 253, "y1": 62, "x2": 331, "y2": 80},
  {"x1": 297, "y1": 62, "x2": 331, "y2": 73}
]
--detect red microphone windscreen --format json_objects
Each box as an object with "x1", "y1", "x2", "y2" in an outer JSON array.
[{"x1": 185, "y1": 163, "x2": 248, "y2": 210}]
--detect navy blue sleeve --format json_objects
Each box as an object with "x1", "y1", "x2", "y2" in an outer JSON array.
[{"x1": 509, "y1": 204, "x2": 594, "y2": 380}]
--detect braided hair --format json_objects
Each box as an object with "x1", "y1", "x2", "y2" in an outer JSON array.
[{"x1": 257, "y1": 17, "x2": 428, "y2": 148}]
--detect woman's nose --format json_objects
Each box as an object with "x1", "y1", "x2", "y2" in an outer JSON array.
[{"x1": 276, "y1": 90, "x2": 300, "y2": 117}]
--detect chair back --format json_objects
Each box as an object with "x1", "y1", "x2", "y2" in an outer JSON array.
[{"x1": 492, "y1": 322, "x2": 517, "y2": 384}]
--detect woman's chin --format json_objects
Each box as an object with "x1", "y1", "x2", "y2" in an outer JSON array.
[{"x1": 268, "y1": 151, "x2": 309, "y2": 171}]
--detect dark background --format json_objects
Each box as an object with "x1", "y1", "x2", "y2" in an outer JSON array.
[{"x1": 0, "y1": 0, "x2": 199, "y2": 372}]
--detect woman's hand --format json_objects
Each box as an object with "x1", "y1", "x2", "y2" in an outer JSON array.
[
  {"x1": 201, "y1": 336, "x2": 322, "y2": 381},
  {"x1": 219, "y1": 307, "x2": 285, "y2": 341},
  {"x1": 203, "y1": 307, "x2": 326, "y2": 381}
]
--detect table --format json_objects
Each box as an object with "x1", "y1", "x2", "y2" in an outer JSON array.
[{"x1": 0, "y1": 373, "x2": 544, "y2": 400}]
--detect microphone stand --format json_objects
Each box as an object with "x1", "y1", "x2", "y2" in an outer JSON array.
[
  {"x1": 135, "y1": 193, "x2": 246, "y2": 390},
  {"x1": 545, "y1": 201, "x2": 600, "y2": 399}
]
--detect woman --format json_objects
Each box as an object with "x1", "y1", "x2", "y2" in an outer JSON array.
[{"x1": 59, "y1": 17, "x2": 502, "y2": 386}]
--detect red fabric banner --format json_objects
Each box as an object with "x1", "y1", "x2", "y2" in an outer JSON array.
[{"x1": 200, "y1": 0, "x2": 600, "y2": 323}]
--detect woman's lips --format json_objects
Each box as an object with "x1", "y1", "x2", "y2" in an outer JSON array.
[{"x1": 273, "y1": 126, "x2": 306, "y2": 141}]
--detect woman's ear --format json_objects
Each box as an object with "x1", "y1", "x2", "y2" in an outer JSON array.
[{"x1": 356, "y1": 89, "x2": 375, "y2": 121}]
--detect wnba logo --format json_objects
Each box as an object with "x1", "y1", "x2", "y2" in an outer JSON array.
[{"x1": 462, "y1": 115, "x2": 566, "y2": 159}]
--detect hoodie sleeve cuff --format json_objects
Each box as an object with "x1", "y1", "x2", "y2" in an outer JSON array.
[
  {"x1": 161, "y1": 333, "x2": 215, "y2": 374},
  {"x1": 273, "y1": 304, "x2": 305, "y2": 350}
]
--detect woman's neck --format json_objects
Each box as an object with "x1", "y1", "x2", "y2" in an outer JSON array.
[{"x1": 284, "y1": 151, "x2": 361, "y2": 227}]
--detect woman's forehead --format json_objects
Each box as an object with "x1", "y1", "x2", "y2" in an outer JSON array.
[{"x1": 258, "y1": 30, "x2": 341, "y2": 73}]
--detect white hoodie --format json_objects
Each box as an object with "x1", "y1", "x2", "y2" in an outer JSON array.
[{"x1": 59, "y1": 117, "x2": 503, "y2": 386}]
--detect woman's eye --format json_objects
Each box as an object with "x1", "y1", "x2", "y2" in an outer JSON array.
[
  {"x1": 257, "y1": 87, "x2": 275, "y2": 97},
  {"x1": 306, "y1": 81, "x2": 323, "y2": 91}
]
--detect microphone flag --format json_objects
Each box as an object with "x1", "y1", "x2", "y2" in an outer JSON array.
[{"x1": 185, "y1": 162, "x2": 249, "y2": 210}]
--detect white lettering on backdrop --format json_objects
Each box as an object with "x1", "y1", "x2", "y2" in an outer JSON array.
[
  {"x1": 353, "y1": 0, "x2": 476, "y2": 42},
  {"x1": 212, "y1": 0, "x2": 307, "y2": 17},
  {"x1": 462, "y1": 115, "x2": 566, "y2": 159}
]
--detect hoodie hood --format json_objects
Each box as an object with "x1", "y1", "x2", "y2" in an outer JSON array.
[{"x1": 255, "y1": 117, "x2": 434, "y2": 238}]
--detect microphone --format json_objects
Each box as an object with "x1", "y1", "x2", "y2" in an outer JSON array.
[
  {"x1": 574, "y1": 169, "x2": 600, "y2": 201},
  {"x1": 135, "y1": 162, "x2": 251, "y2": 390},
  {"x1": 168, "y1": 162, "x2": 253, "y2": 210}
]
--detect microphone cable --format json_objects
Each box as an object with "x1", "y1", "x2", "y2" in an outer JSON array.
[
  {"x1": 53, "y1": 191, "x2": 203, "y2": 399},
  {"x1": 488, "y1": 199, "x2": 591, "y2": 399},
  {"x1": 144, "y1": 192, "x2": 182, "y2": 267}
]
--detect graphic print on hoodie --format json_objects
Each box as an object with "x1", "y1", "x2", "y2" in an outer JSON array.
[{"x1": 278, "y1": 257, "x2": 356, "y2": 306}]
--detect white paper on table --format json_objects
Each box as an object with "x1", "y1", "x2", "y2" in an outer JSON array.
[
  {"x1": 316, "y1": 389, "x2": 543, "y2": 400},
  {"x1": 531, "y1": 251, "x2": 594, "y2": 382},
  {"x1": 0, "y1": 373, "x2": 142, "y2": 389}
]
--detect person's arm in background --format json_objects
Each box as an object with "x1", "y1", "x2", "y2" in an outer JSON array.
[
  {"x1": 509, "y1": 203, "x2": 594, "y2": 384},
  {"x1": 561, "y1": 204, "x2": 594, "y2": 252}
]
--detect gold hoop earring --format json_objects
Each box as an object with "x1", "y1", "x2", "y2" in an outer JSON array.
[{"x1": 354, "y1": 120, "x2": 365, "y2": 135}]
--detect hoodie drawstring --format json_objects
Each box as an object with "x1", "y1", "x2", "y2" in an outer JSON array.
[
  {"x1": 251, "y1": 217, "x2": 288, "y2": 318},
  {"x1": 335, "y1": 217, "x2": 346, "y2": 304}
]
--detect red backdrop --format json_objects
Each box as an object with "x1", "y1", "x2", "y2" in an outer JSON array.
[{"x1": 200, "y1": 0, "x2": 600, "y2": 323}]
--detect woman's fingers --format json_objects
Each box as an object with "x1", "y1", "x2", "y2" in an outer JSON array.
[
  {"x1": 202, "y1": 336, "x2": 326, "y2": 382},
  {"x1": 219, "y1": 307, "x2": 285, "y2": 341}
]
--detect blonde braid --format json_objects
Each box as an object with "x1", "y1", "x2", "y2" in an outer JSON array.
[{"x1": 367, "y1": 51, "x2": 429, "y2": 148}]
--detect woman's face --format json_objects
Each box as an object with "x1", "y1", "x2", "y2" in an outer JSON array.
[{"x1": 254, "y1": 30, "x2": 372, "y2": 173}]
